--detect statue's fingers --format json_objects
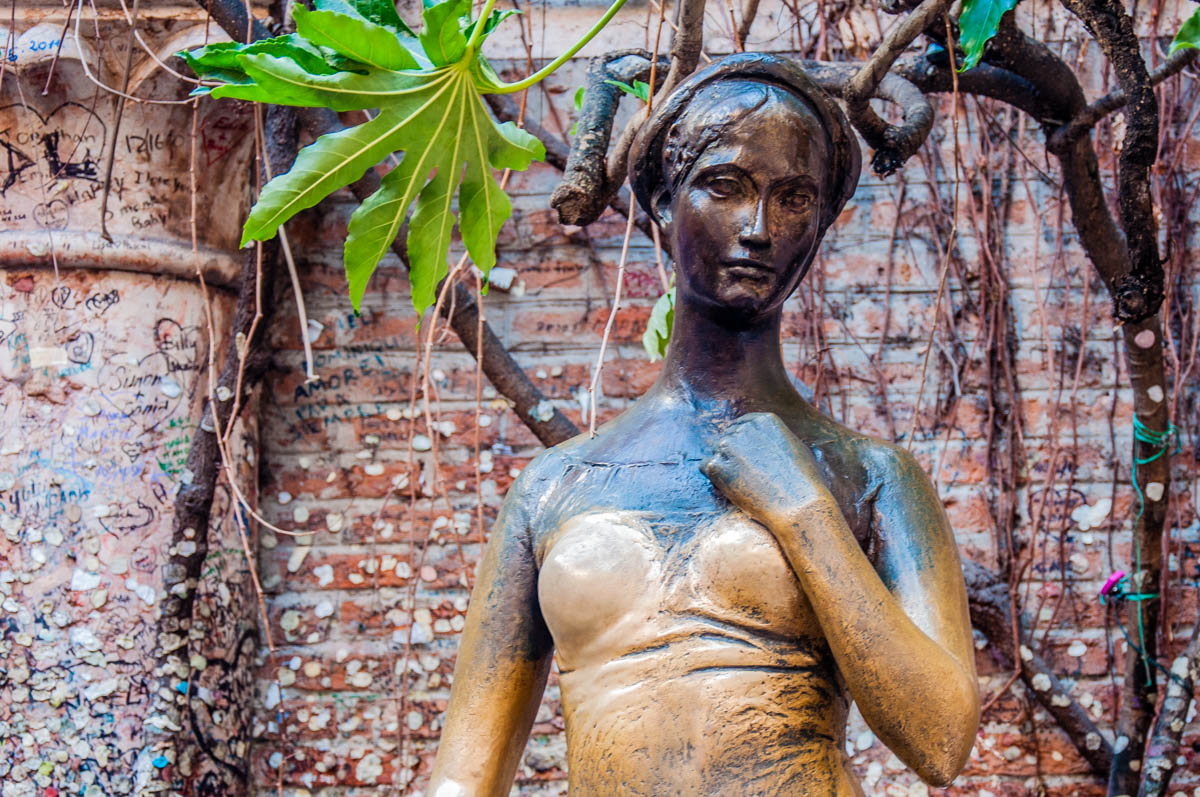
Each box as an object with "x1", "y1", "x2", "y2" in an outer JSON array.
[{"x1": 700, "y1": 453, "x2": 735, "y2": 490}]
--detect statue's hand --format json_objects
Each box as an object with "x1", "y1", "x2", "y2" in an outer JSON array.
[{"x1": 701, "y1": 412, "x2": 833, "y2": 525}]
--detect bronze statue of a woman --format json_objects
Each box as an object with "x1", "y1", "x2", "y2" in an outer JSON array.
[{"x1": 429, "y1": 53, "x2": 981, "y2": 796}]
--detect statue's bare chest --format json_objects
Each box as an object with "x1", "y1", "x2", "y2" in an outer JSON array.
[{"x1": 536, "y1": 506, "x2": 829, "y2": 673}]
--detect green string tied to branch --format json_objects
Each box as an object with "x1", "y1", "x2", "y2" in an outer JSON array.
[{"x1": 1125, "y1": 412, "x2": 1179, "y2": 686}]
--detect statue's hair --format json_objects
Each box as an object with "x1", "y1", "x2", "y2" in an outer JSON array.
[
  {"x1": 630, "y1": 53, "x2": 861, "y2": 232},
  {"x1": 659, "y1": 82, "x2": 771, "y2": 196}
]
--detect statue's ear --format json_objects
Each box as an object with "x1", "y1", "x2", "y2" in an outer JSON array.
[{"x1": 652, "y1": 186, "x2": 673, "y2": 229}]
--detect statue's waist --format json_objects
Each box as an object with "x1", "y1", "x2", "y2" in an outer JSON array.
[
  {"x1": 558, "y1": 632, "x2": 844, "y2": 727},
  {"x1": 557, "y1": 648, "x2": 856, "y2": 796},
  {"x1": 554, "y1": 617, "x2": 832, "y2": 676}
]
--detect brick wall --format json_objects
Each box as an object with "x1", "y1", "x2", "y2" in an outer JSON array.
[{"x1": 258, "y1": 1, "x2": 1200, "y2": 794}]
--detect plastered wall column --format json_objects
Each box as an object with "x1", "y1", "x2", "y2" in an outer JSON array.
[{"x1": 0, "y1": 3, "x2": 265, "y2": 794}]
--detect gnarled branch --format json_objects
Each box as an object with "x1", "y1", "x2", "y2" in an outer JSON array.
[
  {"x1": 907, "y1": 26, "x2": 1174, "y2": 795},
  {"x1": 152, "y1": 103, "x2": 300, "y2": 791},
  {"x1": 660, "y1": 0, "x2": 708, "y2": 99},
  {"x1": 1061, "y1": 0, "x2": 1162, "y2": 324},
  {"x1": 842, "y1": 0, "x2": 946, "y2": 175},
  {"x1": 736, "y1": 0, "x2": 761, "y2": 49},
  {"x1": 1139, "y1": 631, "x2": 1200, "y2": 797},
  {"x1": 1050, "y1": 47, "x2": 1198, "y2": 150},
  {"x1": 549, "y1": 50, "x2": 665, "y2": 226},
  {"x1": 803, "y1": 59, "x2": 935, "y2": 167}
]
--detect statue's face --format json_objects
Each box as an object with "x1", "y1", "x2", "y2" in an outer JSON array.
[{"x1": 661, "y1": 85, "x2": 831, "y2": 322}]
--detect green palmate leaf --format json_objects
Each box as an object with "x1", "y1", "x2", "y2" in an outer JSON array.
[
  {"x1": 344, "y1": 68, "x2": 543, "y2": 313},
  {"x1": 210, "y1": 53, "x2": 433, "y2": 110},
  {"x1": 183, "y1": 0, "x2": 625, "y2": 315},
  {"x1": 316, "y1": 0, "x2": 415, "y2": 35},
  {"x1": 183, "y1": 34, "x2": 341, "y2": 83},
  {"x1": 957, "y1": 0, "x2": 1020, "y2": 71},
  {"x1": 642, "y1": 285, "x2": 675, "y2": 361},
  {"x1": 242, "y1": 81, "x2": 454, "y2": 244},
  {"x1": 294, "y1": 5, "x2": 420, "y2": 71},
  {"x1": 420, "y1": 0, "x2": 471, "y2": 66},
  {"x1": 1171, "y1": 9, "x2": 1200, "y2": 54}
]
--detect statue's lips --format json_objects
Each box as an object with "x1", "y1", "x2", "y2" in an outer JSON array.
[{"x1": 722, "y1": 259, "x2": 774, "y2": 279}]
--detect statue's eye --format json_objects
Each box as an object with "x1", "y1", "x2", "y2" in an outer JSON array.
[
  {"x1": 705, "y1": 177, "x2": 740, "y2": 198},
  {"x1": 780, "y1": 190, "x2": 814, "y2": 211}
]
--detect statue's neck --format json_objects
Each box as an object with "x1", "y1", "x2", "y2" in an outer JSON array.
[{"x1": 657, "y1": 297, "x2": 796, "y2": 409}]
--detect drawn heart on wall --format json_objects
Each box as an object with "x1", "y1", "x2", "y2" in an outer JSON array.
[
  {"x1": 95, "y1": 350, "x2": 186, "y2": 434},
  {"x1": 97, "y1": 498, "x2": 156, "y2": 536},
  {"x1": 120, "y1": 441, "x2": 143, "y2": 463},
  {"x1": 0, "y1": 102, "x2": 106, "y2": 204},
  {"x1": 199, "y1": 107, "x2": 250, "y2": 168},
  {"x1": 65, "y1": 331, "x2": 94, "y2": 365}
]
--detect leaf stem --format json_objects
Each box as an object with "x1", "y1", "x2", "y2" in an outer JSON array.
[
  {"x1": 481, "y1": 0, "x2": 628, "y2": 93},
  {"x1": 465, "y1": 0, "x2": 499, "y2": 52}
]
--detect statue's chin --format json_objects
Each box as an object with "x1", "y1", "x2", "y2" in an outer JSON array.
[
  {"x1": 694, "y1": 296, "x2": 779, "y2": 329},
  {"x1": 704, "y1": 281, "x2": 782, "y2": 323}
]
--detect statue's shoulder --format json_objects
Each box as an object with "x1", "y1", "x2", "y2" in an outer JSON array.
[
  {"x1": 507, "y1": 443, "x2": 574, "y2": 499},
  {"x1": 803, "y1": 410, "x2": 928, "y2": 491},
  {"x1": 502, "y1": 433, "x2": 597, "y2": 509},
  {"x1": 835, "y1": 429, "x2": 937, "y2": 506}
]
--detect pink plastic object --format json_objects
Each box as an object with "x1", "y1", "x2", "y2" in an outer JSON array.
[{"x1": 1100, "y1": 570, "x2": 1126, "y2": 597}]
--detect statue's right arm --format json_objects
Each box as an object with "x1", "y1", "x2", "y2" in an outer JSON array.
[{"x1": 427, "y1": 462, "x2": 556, "y2": 797}]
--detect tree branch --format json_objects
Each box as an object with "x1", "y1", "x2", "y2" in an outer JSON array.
[
  {"x1": 736, "y1": 0, "x2": 761, "y2": 50},
  {"x1": 1139, "y1": 631, "x2": 1200, "y2": 797},
  {"x1": 548, "y1": 50, "x2": 665, "y2": 226},
  {"x1": 1061, "y1": 0, "x2": 1162, "y2": 324},
  {"x1": 908, "y1": 25, "x2": 1173, "y2": 795},
  {"x1": 964, "y1": 561, "x2": 1116, "y2": 776},
  {"x1": 199, "y1": 0, "x2": 274, "y2": 41},
  {"x1": 600, "y1": 0, "x2": 709, "y2": 204},
  {"x1": 802, "y1": 59, "x2": 936, "y2": 164},
  {"x1": 842, "y1": 0, "x2": 946, "y2": 175},
  {"x1": 1056, "y1": 4, "x2": 1165, "y2": 791},
  {"x1": 1050, "y1": 47, "x2": 1197, "y2": 150},
  {"x1": 660, "y1": 0, "x2": 707, "y2": 98},
  {"x1": 150, "y1": 103, "x2": 300, "y2": 792}
]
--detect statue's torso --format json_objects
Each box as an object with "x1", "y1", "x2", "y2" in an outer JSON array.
[{"x1": 523, "y1": 398, "x2": 881, "y2": 796}]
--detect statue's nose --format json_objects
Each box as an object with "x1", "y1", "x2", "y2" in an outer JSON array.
[{"x1": 738, "y1": 195, "x2": 770, "y2": 248}]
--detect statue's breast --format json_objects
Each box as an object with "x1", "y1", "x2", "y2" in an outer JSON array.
[{"x1": 537, "y1": 509, "x2": 823, "y2": 674}]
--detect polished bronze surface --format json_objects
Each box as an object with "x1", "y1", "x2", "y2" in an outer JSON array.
[{"x1": 429, "y1": 53, "x2": 980, "y2": 796}]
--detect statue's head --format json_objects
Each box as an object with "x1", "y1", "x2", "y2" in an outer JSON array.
[{"x1": 630, "y1": 54, "x2": 860, "y2": 322}]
